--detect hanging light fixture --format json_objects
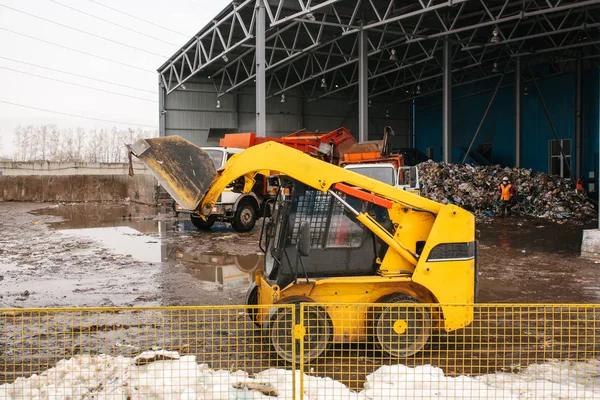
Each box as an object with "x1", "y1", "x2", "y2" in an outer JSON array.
[
  {"x1": 524, "y1": 85, "x2": 529, "y2": 96},
  {"x1": 222, "y1": 54, "x2": 229, "y2": 62},
  {"x1": 385, "y1": 109, "x2": 390, "y2": 118},
  {"x1": 216, "y1": 99, "x2": 222, "y2": 109},
  {"x1": 390, "y1": 49, "x2": 398, "y2": 61},
  {"x1": 368, "y1": 99, "x2": 372, "y2": 108},
  {"x1": 280, "y1": 94, "x2": 286, "y2": 103},
  {"x1": 490, "y1": 28, "x2": 501, "y2": 44},
  {"x1": 306, "y1": 12, "x2": 316, "y2": 21},
  {"x1": 181, "y1": 84, "x2": 187, "y2": 90},
  {"x1": 415, "y1": 85, "x2": 421, "y2": 95},
  {"x1": 320, "y1": 78, "x2": 327, "y2": 88},
  {"x1": 492, "y1": 62, "x2": 499, "y2": 73}
]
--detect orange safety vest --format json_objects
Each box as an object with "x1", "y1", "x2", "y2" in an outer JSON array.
[
  {"x1": 576, "y1": 179, "x2": 583, "y2": 191},
  {"x1": 500, "y1": 183, "x2": 512, "y2": 201}
]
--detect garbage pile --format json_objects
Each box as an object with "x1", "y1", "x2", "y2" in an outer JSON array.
[{"x1": 417, "y1": 161, "x2": 596, "y2": 221}]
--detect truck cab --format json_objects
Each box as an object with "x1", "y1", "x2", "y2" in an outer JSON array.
[
  {"x1": 176, "y1": 147, "x2": 265, "y2": 232},
  {"x1": 343, "y1": 163, "x2": 420, "y2": 193}
]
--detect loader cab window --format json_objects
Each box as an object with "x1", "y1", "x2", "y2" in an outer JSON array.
[{"x1": 264, "y1": 181, "x2": 390, "y2": 286}]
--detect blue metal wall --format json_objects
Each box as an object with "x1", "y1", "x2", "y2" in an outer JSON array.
[{"x1": 414, "y1": 67, "x2": 599, "y2": 178}]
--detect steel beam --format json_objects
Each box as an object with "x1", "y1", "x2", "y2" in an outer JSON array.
[
  {"x1": 575, "y1": 58, "x2": 582, "y2": 180},
  {"x1": 358, "y1": 29, "x2": 368, "y2": 142},
  {"x1": 256, "y1": 0, "x2": 266, "y2": 137},
  {"x1": 462, "y1": 68, "x2": 507, "y2": 164},
  {"x1": 443, "y1": 40, "x2": 452, "y2": 163},
  {"x1": 515, "y1": 57, "x2": 522, "y2": 167},
  {"x1": 158, "y1": 77, "x2": 166, "y2": 137}
]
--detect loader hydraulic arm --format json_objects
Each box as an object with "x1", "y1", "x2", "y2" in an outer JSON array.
[{"x1": 199, "y1": 141, "x2": 441, "y2": 217}]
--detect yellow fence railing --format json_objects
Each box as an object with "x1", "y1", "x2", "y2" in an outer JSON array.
[{"x1": 1, "y1": 304, "x2": 598, "y2": 399}]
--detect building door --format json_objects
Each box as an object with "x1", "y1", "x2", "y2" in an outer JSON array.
[{"x1": 548, "y1": 139, "x2": 571, "y2": 178}]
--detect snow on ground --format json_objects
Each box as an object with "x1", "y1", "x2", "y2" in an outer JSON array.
[{"x1": 1, "y1": 351, "x2": 598, "y2": 400}]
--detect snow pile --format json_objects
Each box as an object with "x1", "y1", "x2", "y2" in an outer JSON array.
[
  {"x1": 1, "y1": 351, "x2": 599, "y2": 400},
  {"x1": 417, "y1": 161, "x2": 596, "y2": 221}
]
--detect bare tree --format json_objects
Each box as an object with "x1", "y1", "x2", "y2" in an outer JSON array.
[{"x1": 12, "y1": 125, "x2": 158, "y2": 162}]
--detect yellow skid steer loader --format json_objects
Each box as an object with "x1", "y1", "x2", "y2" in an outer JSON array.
[{"x1": 128, "y1": 136, "x2": 477, "y2": 363}]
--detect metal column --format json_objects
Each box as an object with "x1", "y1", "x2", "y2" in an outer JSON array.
[
  {"x1": 255, "y1": 0, "x2": 266, "y2": 137},
  {"x1": 358, "y1": 29, "x2": 368, "y2": 143},
  {"x1": 515, "y1": 57, "x2": 522, "y2": 167},
  {"x1": 442, "y1": 40, "x2": 452, "y2": 163},
  {"x1": 158, "y1": 77, "x2": 166, "y2": 137},
  {"x1": 575, "y1": 58, "x2": 582, "y2": 180}
]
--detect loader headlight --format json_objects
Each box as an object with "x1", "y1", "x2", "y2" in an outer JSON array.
[{"x1": 426, "y1": 242, "x2": 475, "y2": 262}]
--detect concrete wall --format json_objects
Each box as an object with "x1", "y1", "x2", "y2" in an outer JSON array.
[
  {"x1": 162, "y1": 79, "x2": 412, "y2": 149},
  {"x1": 0, "y1": 161, "x2": 151, "y2": 176},
  {"x1": 0, "y1": 162, "x2": 157, "y2": 205}
]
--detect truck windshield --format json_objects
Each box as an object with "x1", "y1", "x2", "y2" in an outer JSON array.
[
  {"x1": 203, "y1": 150, "x2": 225, "y2": 169},
  {"x1": 347, "y1": 166, "x2": 395, "y2": 186}
]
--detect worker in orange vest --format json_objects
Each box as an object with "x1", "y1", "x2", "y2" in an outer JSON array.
[
  {"x1": 497, "y1": 176, "x2": 516, "y2": 218},
  {"x1": 576, "y1": 178, "x2": 584, "y2": 194}
]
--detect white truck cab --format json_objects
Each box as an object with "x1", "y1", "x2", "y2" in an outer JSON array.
[
  {"x1": 343, "y1": 163, "x2": 420, "y2": 193},
  {"x1": 175, "y1": 147, "x2": 265, "y2": 232}
]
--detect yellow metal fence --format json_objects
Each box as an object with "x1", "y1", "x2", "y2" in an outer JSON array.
[{"x1": 0, "y1": 304, "x2": 598, "y2": 399}]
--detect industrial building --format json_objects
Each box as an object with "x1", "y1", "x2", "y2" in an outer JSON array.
[{"x1": 157, "y1": 0, "x2": 600, "y2": 184}]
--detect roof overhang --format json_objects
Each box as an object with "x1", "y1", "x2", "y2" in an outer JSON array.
[{"x1": 158, "y1": 0, "x2": 600, "y2": 104}]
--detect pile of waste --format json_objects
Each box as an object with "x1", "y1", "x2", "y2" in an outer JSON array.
[{"x1": 417, "y1": 161, "x2": 596, "y2": 221}]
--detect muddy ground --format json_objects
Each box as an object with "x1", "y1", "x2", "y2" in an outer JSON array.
[
  {"x1": 1, "y1": 201, "x2": 599, "y2": 385},
  {"x1": 1, "y1": 201, "x2": 598, "y2": 308}
]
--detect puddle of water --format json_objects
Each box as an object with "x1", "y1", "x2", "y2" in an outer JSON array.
[
  {"x1": 60, "y1": 227, "x2": 162, "y2": 263},
  {"x1": 164, "y1": 243, "x2": 262, "y2": 289},
  {"x1": 33, "y1": 203, "x2": 161, "y2": 233}
]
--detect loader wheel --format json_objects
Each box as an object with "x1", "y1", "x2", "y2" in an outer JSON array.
[
  {"x1": 374, "y1": 295, "x2": 432, "y2": 358},
  {"x1": 244, "y1": 283, "x2": 260, "y2": 328},
  {"x1": 190, "y1": 214, "x2": 215, "y2": 230},
  {"x1": 269, "y1": 297, "x2": 332, "y2": 364},
  {"x1": 232, "y1": 201, "x2": 257, "y2": 232}
]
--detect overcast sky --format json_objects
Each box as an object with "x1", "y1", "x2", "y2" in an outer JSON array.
[{"x1": 0, "y1": 0, "x2": 231, "y2": 156}]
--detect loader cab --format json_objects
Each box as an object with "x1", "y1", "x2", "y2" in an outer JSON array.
[{"x1": 262, "y1": 179, "x2": 391, "y2": 289}]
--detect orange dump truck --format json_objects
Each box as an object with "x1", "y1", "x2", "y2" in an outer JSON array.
[{"x1": 222, "y1": 126, "x2": 420, "y2": 192}]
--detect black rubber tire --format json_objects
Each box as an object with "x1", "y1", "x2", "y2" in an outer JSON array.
[
  {"x1": 190, "y1": 214, "x2": 215, "y2": 230},
  {"x1": 269, "y1": 297, "x2": 332, "y2": 365},
  {"x1": 373, "y1": 295, "x2": 432, "y2": 358},
  {"x1": 232, "y1": 201, "x2": 257, "y2": 232},
  {"x1": 245, "y1": 284, "x2": 261, "y2": 327}
]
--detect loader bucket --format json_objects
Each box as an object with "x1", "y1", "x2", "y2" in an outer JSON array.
[{"x1": 128, "y1": 136, "x2": 216, "y2": 212}]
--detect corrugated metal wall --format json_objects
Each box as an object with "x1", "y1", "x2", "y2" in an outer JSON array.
[
  {"x1": 415, "y1": 67, "x2": 599, "y2": 177},
  {"x1": 162, "y1": 79, "x2": 412, "y2": 148}
]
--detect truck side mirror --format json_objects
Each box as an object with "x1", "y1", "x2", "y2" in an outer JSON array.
[{"x1": 297, "y1": 221, "x2": 311, "y2": 257}]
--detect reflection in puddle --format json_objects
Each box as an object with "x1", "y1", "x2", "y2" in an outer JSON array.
[
  {"x1": 35, "y1": 204, "x2": 263, "y2": 292},
  {"x1": 164, "y1": 245, "x2": 262, "y2": 289},
  {"x1": 60, "y1": 227, "x2": 162, "y2": 263}
]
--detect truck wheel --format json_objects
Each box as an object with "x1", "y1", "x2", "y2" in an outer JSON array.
[
  {"x1": 373, "y1": 295, "x2": 432, "y2": 358},
  {"x1": 190, "y1": 214, "x2": 215, "y2": 230},
  {"x1": 232, "y1": 201, "x2": 257, "y2": 232},
  {"x1": 269, "y1": 297, "x2": 332, "y2": 364}
]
